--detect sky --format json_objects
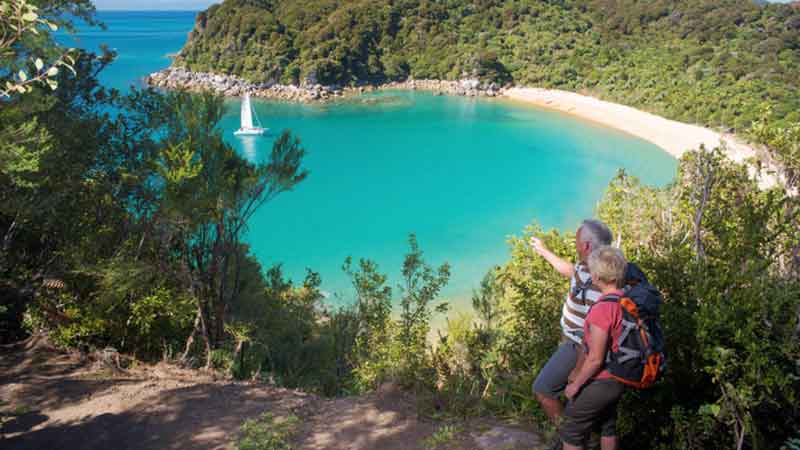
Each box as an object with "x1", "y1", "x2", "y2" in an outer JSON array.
[
  {"x1": 93, "y1": 0, "x2": 217, "y2": 10},
  {"x1": 92, "y1": 0, "x2": 795, "y2": 10}
]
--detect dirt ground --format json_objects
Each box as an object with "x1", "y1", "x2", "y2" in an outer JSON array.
[{"x1": 0, "y1": 336, "x2": 542, "y2": 450}]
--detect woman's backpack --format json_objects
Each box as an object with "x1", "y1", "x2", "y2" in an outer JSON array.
[{"x1": 599, "y1": 263, "x2": 666, "y2": 389}]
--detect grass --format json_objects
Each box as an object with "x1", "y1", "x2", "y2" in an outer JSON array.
[
  {"x1": 422, "y1": 423, "x2": 461, "y2": 450},
  {"x1": 234, "y1": 412, "x2": 299, "y2": 450}
]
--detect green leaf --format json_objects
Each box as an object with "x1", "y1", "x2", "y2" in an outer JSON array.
[
  {"x1": 35, "y1": 58, "x2": 44, "y2": 71},
  {"x1": 46, "y1": 79, "x2": 58, "y2": 90},
  {"x1": 18, "y1": 70, "x2": 27, "y2": 82},
  {"x1": 47, "y1": 67, "x2": 58, "y2": 77},
  {"x1": 48, "y1": 22, "x2": 58, "y2": 31},
  {"x1": 22, "y1": 12, "x2": 38, "y2": 22},
  {"x1": 63, "y1": 63, "x2": 76, "y2": 76}
]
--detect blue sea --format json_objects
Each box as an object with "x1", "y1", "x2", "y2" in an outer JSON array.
[{"x1": 66, "y1": 11, "x2": 678, "y2": 310}]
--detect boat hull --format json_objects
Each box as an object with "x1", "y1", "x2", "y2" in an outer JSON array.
[{"x1": 234, "y1": 127, "x2": 268, "y2": 136}]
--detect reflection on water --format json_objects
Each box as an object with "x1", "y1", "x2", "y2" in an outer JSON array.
[{"x1": 239, "y1": 136, "x2": 259, "y2": 163}]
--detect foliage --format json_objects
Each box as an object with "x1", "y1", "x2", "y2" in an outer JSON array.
[
  {"x1": 432, "y1": 147, "x2": 799, "y2": 448},
  {"x1": 128, "y1": 288, "x2": 195, "y2": 357},
  {"x1": 245, "y1": 265, "x2": 343, "y2": 391},
  {"x1": 344, "y1": 234, "x2": 450, "y2": 391},
  {"x1": 396, "y1": 234, "x2": 451, "y2": 386},
  {"x1": 0, "y1": 0, "x2": 95, "y2": 207},
  {"x1": 0, "y1": 0, "x2": 78, "y2": 97},
  {"x1": 3, "y1": 7, "x2": 798, "y2": 450},
  {"x1": 235, "y1": 412, "x2": 298, "y2": 450},
  {"x1": 752, "y1": 106, "x2": 800, "y2": 189},
  {"x1": 599, "y1": 148, "x2": 800, "y2": 450},
  {"x1": 343, "y1": 255, "x2": 394, "y2": 391},
  {"x1": 1, "y1": 27, "x2": 309, "y2": 369}
]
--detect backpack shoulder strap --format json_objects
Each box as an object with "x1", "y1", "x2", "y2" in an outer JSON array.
[{"x1": 599, "y1": 293, "x2": 621, "y2": 304}]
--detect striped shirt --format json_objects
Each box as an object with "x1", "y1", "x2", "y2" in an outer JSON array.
[{"x1": 560, "y1": 262, "x2": 603, "y2": 344}]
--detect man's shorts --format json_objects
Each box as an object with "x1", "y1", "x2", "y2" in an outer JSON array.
[
  {"x1": 560, "y1": 379, "x2": 625, "y2": 446},
  {"x1": 533, "y1": 340, "x2": 579, "y2": 399}
]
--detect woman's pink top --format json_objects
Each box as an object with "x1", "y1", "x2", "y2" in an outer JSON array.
[{"x1": 583, "y1": 289, "x2": 624, "y2": 380}]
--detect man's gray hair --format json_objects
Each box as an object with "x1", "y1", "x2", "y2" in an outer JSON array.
[{"x1": 579, "y1": 219, "x2": 613, "y2": 248}]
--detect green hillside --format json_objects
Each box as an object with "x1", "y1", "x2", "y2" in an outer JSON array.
[{"x1": 177, "y1": 0, "x2": 800, "y2": 132}]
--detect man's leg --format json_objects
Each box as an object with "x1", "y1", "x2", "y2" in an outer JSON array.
[
  {"x1": 537, "y1": 392, "x2": 565, "y2": 424},
  {"x1": 533, "y1": 341, "x2": 578, "y2": 424}
]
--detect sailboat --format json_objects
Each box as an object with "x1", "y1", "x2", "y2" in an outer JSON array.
[{"x1": 234, "y1": 93, "x2": 267, "y2": 136}]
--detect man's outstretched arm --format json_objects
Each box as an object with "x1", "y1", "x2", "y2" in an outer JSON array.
[{"x1": 529, "y1": 236, "x2": 573, "y2": 278}]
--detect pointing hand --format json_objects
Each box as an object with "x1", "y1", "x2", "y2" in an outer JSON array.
[{"x1": 529, "y1": 236, "x2": 546, "y2": 255}]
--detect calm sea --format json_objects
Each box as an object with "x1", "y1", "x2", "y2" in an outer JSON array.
[{"x1": 66, "y1": 11, "x2": 678, "y2": 309}]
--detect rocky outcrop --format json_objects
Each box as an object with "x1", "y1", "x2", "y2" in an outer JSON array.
[
  {"x1": 379, "y1": 78, "x2": 505, "y2": 97},
  {"x1": 145, "y1": 67, "x2": 508, "y2": 102},
  {"x1": 145, "y1": 67, "x2": 346, "y2": 102}
]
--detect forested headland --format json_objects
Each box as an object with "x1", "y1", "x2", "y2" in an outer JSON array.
[{"x1": 1, "y1": 1, "x2": 799, "y2": 450}]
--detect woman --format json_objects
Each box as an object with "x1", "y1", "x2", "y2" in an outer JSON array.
[{"x1": 561, "y1": 245, "x2": 627, "y2": 450}]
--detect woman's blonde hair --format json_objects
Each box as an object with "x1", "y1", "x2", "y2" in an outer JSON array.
[{"x1": 587, "y1": 245, "x2": 627, "y2": 288}]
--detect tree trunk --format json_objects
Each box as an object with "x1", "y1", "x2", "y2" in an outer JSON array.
[
  {"x1": 1, "y1": 216, "x2": 19, "y2": 273},
  {"x1": 200, "y1": 304, "x2": 213, "y2": 370},
  {"x1": 206, "y1": 226, "x2": 223, "y2": 347},
  {"x1": 231, "y1": 339, "x2": 246, "y2": 378},
  {"x1": 692, "y1": 153, "x2": 715, "y2": 263},
  {"x1": 215, "y1": 244, "x2": 230, "y2": 346},
  {"x1": 181, "y1": 310, "x2": 201, "y2": 362}
]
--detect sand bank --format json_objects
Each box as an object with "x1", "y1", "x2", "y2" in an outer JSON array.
[{"x1": 502, "y1": 87, "x2": 782, "y2": 189}]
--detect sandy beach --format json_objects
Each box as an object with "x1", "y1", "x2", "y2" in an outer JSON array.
[{"x1": 502, "y1": 87, "x2": 782, "y2": 189}]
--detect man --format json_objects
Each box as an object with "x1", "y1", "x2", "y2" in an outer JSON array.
[{"x1": 529, "y1": 219, "x2": 613, "y2": 428}]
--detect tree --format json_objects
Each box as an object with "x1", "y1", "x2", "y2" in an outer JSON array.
[
  {"x1": 395, "y1": 234, "x2": 450, "y2": 385},
  {"x1": 154, "y1": 90, "x2": 308, "y2": 368},
  {"x1": 0, "y1": 0, "x2": 80, "y2": 97}
]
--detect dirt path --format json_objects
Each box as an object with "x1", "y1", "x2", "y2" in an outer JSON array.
[{"x1": 0, "y1": 336, "x2": 542, "y2": 450}]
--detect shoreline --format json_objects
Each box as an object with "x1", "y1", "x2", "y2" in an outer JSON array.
[
  {"x1": 147, "y1": 68, "x2": 784, "y2": 189},
  {"x1": 501, "y1": 87, "x2": 783, "y2": 189},
  {"x1": 145, "y1": 67, "x2": 503, "y2": 102}
]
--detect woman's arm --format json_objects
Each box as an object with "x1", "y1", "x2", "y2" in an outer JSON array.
[
  {"x1": 565, "y1": 324, "x2": 609, "y2": 399},
  {"x1": 568, "y1": 344, "x2": 587, "y2": 383},
  {"x1": 529, "y1": 236, "x2": 573, "y2": 278}
]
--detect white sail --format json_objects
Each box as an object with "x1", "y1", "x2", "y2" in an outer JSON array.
[
  {"x1": 241, "y1": 93, "x2": 254, "y2": 129},
  {"x1": 234, "y1": 93, "x2": 267, "y2": 136}
]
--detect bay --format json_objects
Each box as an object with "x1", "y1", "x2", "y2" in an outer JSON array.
[{"x1": 67, "y1": 11, "x2": 678, "y2": 309}]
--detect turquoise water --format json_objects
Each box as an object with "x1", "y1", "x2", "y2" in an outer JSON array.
[
  {"x1": 69, "y1": 12, "x2": 678, "y2": 307},
  {"x1": 63, "y1": 11, "x2": 197, "y2": 90}
]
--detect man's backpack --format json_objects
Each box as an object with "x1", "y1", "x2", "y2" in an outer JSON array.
[{"x1": 598, "y1": 262, "x2": 665, "y2": 389}]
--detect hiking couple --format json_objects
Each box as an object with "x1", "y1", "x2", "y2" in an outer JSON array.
[{"x1": 530, "y1": 219, "x2": 663, "y2": 450}]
